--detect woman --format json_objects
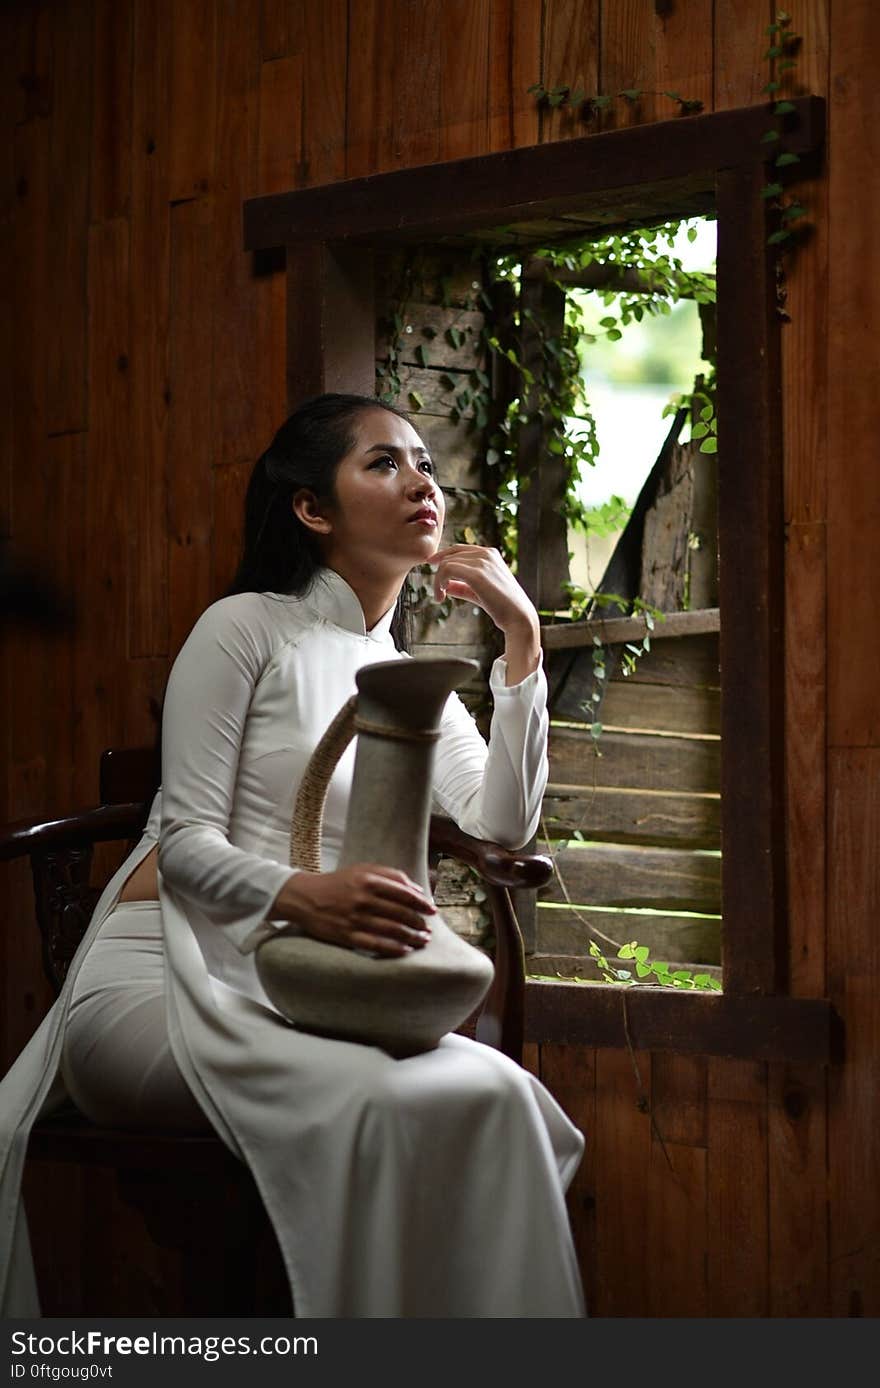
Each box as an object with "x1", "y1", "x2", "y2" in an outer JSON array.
[{"x1": 0, "y1": 393, "x2": 585, "y2": 1317}]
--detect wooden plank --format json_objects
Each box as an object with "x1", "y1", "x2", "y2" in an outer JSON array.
[
  {"x1": 15, "y1": 1, "x2": 52, "y2": 125},
  {"x1": 46, "y1": 0, "x2": 92, "y2": 435},
  {"x1": 213, "y1": 0, "x2": 276, "y2": 467},
  {"x1": 10, "y1": 117, "x2": 50, "y2": 818},
  {"x1": 650, "y1": 1052, "x2": 708, "y2": 1147},
  {"x1": 827, "y1": 749, "x2": 880, "y2": 1315},
  {"x1": 602, "y1": 0, "x2": 712, "y2": 132},
  {"x1": 714, "y1": 0, "x2": 771, "y2": 111},
  {"x1": 168, "y1": 198, "x2": 215, "y2": 658},
  {"x1": 438, "y1": 0, "x2": 490, "y2": 161},
  {"x1": 301, "y1": 0, "x2": 348, "y2": 185},
  {"x1": 168, "y1": 0, "x2": 216, "y2": 201},
  {"x1": 534, "y1": 908, "x2": 721, "y2": 966},
  {"x1": 487, "y1": 0, "x2": 542, "y2": 151},
  {"x1": 543, "y1": 784, "x2": 721, "y2": 849},
  {"x1": 541, "y1": 843, "x2": 721, "y2": 915},
  {"x1": 525, "y1": 983, "x2": 835, "y2": 1065},
  {"x1": 645, "y1": 1140, "x2": 708, "y2": 1316},
  {"x1": 91, "y1": 0, "x2": 133, "y2": 222},
  {"x1": 716, "y1": 162, "x2": 786, "y2": 996},
  {"x1": 592, "y1": 1047, "x2": 651, "y2": 1315},
  {"x1": 707, "y1": 1058, "x2": 769, "y2": 1315},
  {"x1": 561, "y1": 679, "x2": 720, "y2": 735},
  {"x1": 128, "y1": 0, "x2": 171, "y2": 658},
  {"x1": 211, "y1": 460, "x2": 251, "y2": 602},
  {"x1": 389, "y1": 0, "x2": 442, "y2": 170},
  {"x1": 541, "y1": 0, "x2": 599, "y2": 145},
  {"x1": 376, "y1": 304, "x2": 486, "y2": 371},
  {"x1": 243, "y1": 96, "x2": 825, "y2": 250},
  {"x1": 548, "y1": 726, "x2": 720, "y2": 794},
  {"x1": 827, "y1": 0, "x2": 880, "y2": 748},
  {"x1": 257, "y1": 52, "x2": 303, "y2": 197},
  {"x1": 77, "y1": 219, "x2": 130, "y2": 797},
  {"x1": 542, "y1": 606, "x2": 719, "y2": 651},
  {"x1": 539, "y1": 1043, "x2": 596, "y2": 1312},
  {"x1": 768, "y1": 1062, "x2": 829, "y2": 1315},
  {"x1": 549, "y1": 636, "x2": 720, "y2": 724},
  {"x1": 393, "y1": 364, "x2": 472, "y2": 416},
  {"x1": 785, "y1": 523, "x2": 826, "y2": 996},
  {"x1": 345, "y1": 0, "x2": 396, "y2": 178},
  {"x1": 260, "y1": 0, "x2": 302, "y2": 61},
  {"x1": 608, "y1": 632, "x2": 720, "y2": 689}
]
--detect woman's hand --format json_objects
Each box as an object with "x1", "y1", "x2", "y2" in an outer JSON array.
[
  {"x1": 431, "y1": 544, "x2": 541, "y2": 685},
  {"x1": 272, "y1": 865, "x2": 436, "y2": 958}
]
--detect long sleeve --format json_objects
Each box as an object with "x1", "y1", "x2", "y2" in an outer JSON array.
[
  {"x1": 158, "y1": 596, "x2": 297, "y2": 940},
  {"x1": 431, "y1": 653, "x2": 549, "y2": 848}
]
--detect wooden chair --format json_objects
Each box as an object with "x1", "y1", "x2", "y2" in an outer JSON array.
[{"x1": 1, "y1": 747, "x2": 552, "y2": 1315}]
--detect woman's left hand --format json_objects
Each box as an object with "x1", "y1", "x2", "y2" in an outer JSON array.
[{"x1": 431, "y1": 544, "x2": 541, "y2": 685}]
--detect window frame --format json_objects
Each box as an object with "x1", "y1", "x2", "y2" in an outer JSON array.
[{"x1": 243, "y1": 97, "x2": 835, "y2": 1065}]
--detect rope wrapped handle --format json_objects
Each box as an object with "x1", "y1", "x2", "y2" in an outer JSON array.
[{"x1": 288, "y1": 695, "x2": 443, "y2": 874}]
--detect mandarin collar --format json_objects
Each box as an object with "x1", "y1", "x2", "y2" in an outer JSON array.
[{"x1": 303, "y1": 567, "x2": 396, "y2": 641}]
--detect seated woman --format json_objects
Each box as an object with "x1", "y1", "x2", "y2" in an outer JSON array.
[{"x1": 0, "y1": 393, "x2": 585, "y2": 1318}]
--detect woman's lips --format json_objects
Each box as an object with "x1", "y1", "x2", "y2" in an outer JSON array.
[{"x1": 409, "y1": 510, "x2": 438, "y2": 527}]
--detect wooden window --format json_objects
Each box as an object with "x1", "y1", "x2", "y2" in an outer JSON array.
[{"x1": 244, "y1": 97, "x2": 834, "y2": 1065}]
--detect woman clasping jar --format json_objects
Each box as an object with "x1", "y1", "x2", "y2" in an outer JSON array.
[{"x1": 0, "y1": 392, "x2": 586, "y2": 1318}]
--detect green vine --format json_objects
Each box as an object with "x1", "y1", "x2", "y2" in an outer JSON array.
[{"x1": 527, "y1": 83, "x2": 704, "y2": 120}]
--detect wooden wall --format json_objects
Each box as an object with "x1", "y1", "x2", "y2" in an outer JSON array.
[{"x1": 2, "y1": 0, "x2": 878, "y2": 1316}]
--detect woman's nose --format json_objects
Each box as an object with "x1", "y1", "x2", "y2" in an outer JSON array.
[{"x1": 406, "y1": 471, "x2": 435, "y2": 499}]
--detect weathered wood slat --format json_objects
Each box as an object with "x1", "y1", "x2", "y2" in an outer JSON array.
[
  {"x1": 587, "y1": 679, "x2": 719, "y2": 735},
  {"x1": 548, "y1": 635, "x2": 721, "y2": 723},
  {"x1": 345, "y1": 0, "x2": 396, "y2": 178},
  {"x1": 651, "y1": 1052, "x2": 708, "y2": 1148},
  {"x1": 376, "y1": 304, "x2": 486, "y2": 371},
  {"x1": 540, "y1": 843, "x2": 722, "y2": 914},
  {"x1": 549, "y1": 726, "x2": 720, "y2": 794},
  {"x1": 302, "y1": 0, "x2": 348, "y2": 186},
  {"x1": 542, "y1": 606, "x2": 719, "y2": 651},
  {"x1": 394, "y1": 364, "x2": 471, "y2": 416},
  {"x1": 260, "y1": 0, "x2": 302, "y2": 62},
  {"x1": 535, "y1": 907, "x2": 721, "y2": 965},
  {"x1": 543, "y1": 785, "x2": 721, "y2": 849}
]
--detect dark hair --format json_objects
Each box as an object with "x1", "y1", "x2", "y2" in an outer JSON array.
[{"x1": 226, "y1": 393, "x2": 417, "y2": 650}]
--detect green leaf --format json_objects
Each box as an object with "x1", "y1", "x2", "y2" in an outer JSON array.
[
  {"x1": 767, "y1": 228, "x2": 792, "y2": 245},
  {"x1": 700, "y1": 402, "x2": 714, "y2": 421},
  {"x1": 408, "y1": 390, "x2": 425, "y2": 411},
  {"x1": 599, "y1": 316, "x2": 617, "y2": 328},
  {"x1": 691, "y1": 421, "x2": 709, "y2": 439},
  {"x1": 762, "y1": 80, "x2": 781, "y2": 94},
  {"x1": 619, "y1": 88, "x2": 642, "y2": 101},
  {"x1": 526, "y1": 82, "x2": 544, "y2": 96},
  {"x1": 762, "y1": 181, "x2": 784, "y2": 199},
  {"x1": 764, "y1": 44, "x2": 784, "y2": 58},
  {"x1": 590, "y1": 721, "x2": 603, "y2": 738},
  {"x1": 446, "y1": 326, "x2": 465, "y2": 350},
  {"x1": 774, "y1": 100, "x2": 796, "y2": 114},
  {"x1": 633, "y1": 946, "x2": 650, "y2": 965},
  {"x1": 761, "y1": 128, "x2": 780, "y2": 143},
  {"x1": 687, "y1": 226, "x2": 697, "y2": 243},
  {"x1": 699, "y1": 436, "x2": 718, "y2": 454},
  {"x1": 775, "y1": 151, "x2": 800, "y2": 167},
  {"x1": 415, "y1": 344, "x2": 430, "y2": 367},
  {"x1": 605, "y1": 328, "x2": 623, "y2": 341},
  {"x1": 618, "y1": 943, "x2": 636, "y2": 960},
  {"x1": 635, "y1": 961, "x2": 652, "y2": 978},
  {"x1": 782, "y1": 201, "x2": 805, "y2": 221},
  {"x1": 592, "y1": 94, "x2": 612, "y2": 110}
]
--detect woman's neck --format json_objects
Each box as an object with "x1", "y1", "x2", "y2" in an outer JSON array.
[{"x1": 324, "y1": 562, "x2": 403, "y2": 631}]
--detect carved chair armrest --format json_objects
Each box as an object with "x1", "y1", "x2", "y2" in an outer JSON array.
[{"x1": 427, "y1": 816, "x2": 552, "y2": 1064}]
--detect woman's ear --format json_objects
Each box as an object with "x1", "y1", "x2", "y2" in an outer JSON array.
[{"x1": 292, "y1": 488, "x2": 333, "y2": 536}]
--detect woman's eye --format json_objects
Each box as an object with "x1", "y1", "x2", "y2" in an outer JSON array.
[
  {"x1": 369, "y1": 455, "x2": 397, "y2": 471},
  {"x1": 419, "y1": 459, "x2": 435, "y2": 476}
]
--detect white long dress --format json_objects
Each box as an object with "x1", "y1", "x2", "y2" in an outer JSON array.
[{"x1": 0, "y1": 569, "x2": 585, "y2": 1317}]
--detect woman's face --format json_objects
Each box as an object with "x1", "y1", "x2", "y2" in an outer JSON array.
[{"x1": 307, "y1": 408, "x2": 446, "y2": 581}]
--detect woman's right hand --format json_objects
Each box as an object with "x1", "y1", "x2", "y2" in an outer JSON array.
[{"x1": 271, "y1": 866, "x2": 436, "y2": 958}]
